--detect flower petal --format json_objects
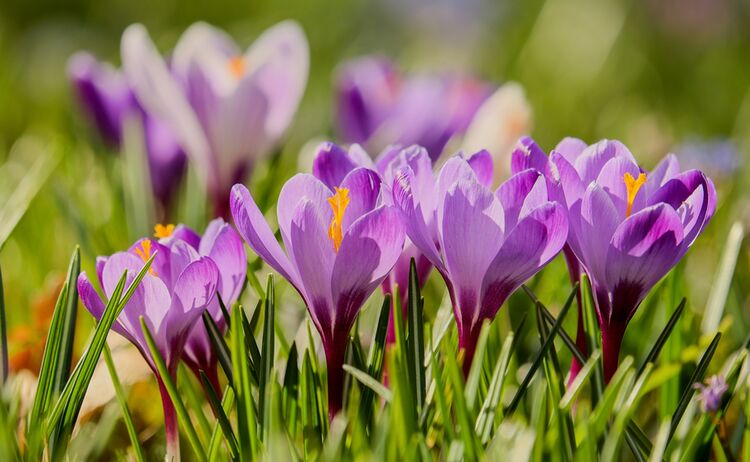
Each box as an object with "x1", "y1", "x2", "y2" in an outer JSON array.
[
  {"x1": 574, "y1": 139, "x2": 636, "y2": 185},
  {"x1": 200, "y1": 219, "x2": 247, "y2": 304},
  {"x1": 464, "y1": 149, "x2": 494, "y2": 187},
  {"x1": 554, "y1": 137, "x2": 588, "y2": 164},
  {"x1": 277, "y1": 174, "x2": 332, "y2": 248},
  {"x1": 312, "y1": 142, "x2": 364, "y2": 189},
  {"x1": 339, "y1": 167, "x2": 382, "y2": 232},
  {"x1": 510, "y1": 136, "x2": 548, "y2": 174},
  {"x1": 230, "y1": 184, "x2": 300, "y2": 288}
]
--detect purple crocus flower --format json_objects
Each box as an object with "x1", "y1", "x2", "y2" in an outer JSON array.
[
  {"x1": 393, "y1": 150, "x2": 568, "y2": 374},
  {"x1": 148, "y1": 220, "x2": 247, "y2": 392},
  {"x1": 694, "y1": 374, "x2": 728, "y2": 413},
  {"x1": 78, "y1": 229, "x2": 220, "y2": 459},
  {"x1": 121, "y1": 21, "x2": 309, "y2": 217},
  {"x1": 335, "y1": 55, "x2": 491, "y2": 162},
  {"x1": 67, "y1": 52, "x2": 187, "y2": 211},
  {"x1": 312, "y1": 142, "x2": 433, "y2": 342},
  {"x1": 230, "y1": 168, "x2": 406, "y2": 418},
  {"x1": 516, "y1": 137, "x2": 717, "y2": 381}
]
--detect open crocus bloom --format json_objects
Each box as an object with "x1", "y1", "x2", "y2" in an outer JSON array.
[
  {"x1": 335, "y1": 55, "x2": 491, "y2": 162},
  {"x1": 312, "y1": 142, "x2": 433, "y2": 342},
  {"x1": 78, "y1": 229, "x2": 220, "y2": 458},
  {"x1": 517, "y1": 137, "x2": 717, "y2": 381},
  {"x1": 67, "y1": 52, "x2": 186, "y2": 210},
  {"x1": 230, "y1": 168, "x2": 406, "y2": 418},
  {"x1": 122, "y1": 21, "x2": 309, "y2": 216},
  {"x1": 393, "y1": 151, "x2": 568, "y2": 373},
  {"x1": 149, "y1": 220, "x2": 247, "y2": 391}
]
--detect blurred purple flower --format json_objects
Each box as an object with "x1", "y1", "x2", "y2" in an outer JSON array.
[
  {"x1": 393, "y1": 150, "x2": 568, "y2": 374},
  {"x1": 335, "y1": 56, "x2": 491, "y2": 162},
  {"x1": 121, "y1": 22, "x2": 309, "y2": 216},
  {"x1": 230, "y1": 169, "x2": 405, "y2": 418},
  {"x1": 676, "y1": 137, "x2": 740, "y2": 180},
  {"x1": 78, "y1": 228, "x2": 220, "y2": 458},
  {"x1": 67, "y1": 52, "x2": 187, "y2": 210},
  {"x1": 694, "y1": 374, "x2": 728, "y2": 413},
  {"x1": 521, "y1": 137, "x2": 717, "y2": 381},
  {"x1": 312, "y1": 142, "x2": 433, "y2": 342}
]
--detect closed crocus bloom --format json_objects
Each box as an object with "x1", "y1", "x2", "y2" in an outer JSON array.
[
  {"x1": 67, "y1": 52, "x2": 187, "y2": 210},
  {"x1": 519, "y1": 137, "x2": 717, "y2": 381},
  {"x1": 78, "y1": 231, "x2": 220, "y2": 459},
  {"x1": 312, "y1": 142, "x2": 433, "y2": 342},
  {"x1": 335, "y1": 55, "x2": 491, "y2": 162},
  {"x1": 150, "y1": 220, "x2": 247, "y2": 392},
  {"x1": 393, "y1": 150, "x2": 568, "y2": 374},
  {"x1": 230, "y1": 168, "x2": 406, "y2": 418},
  {"x1": 122, "y1": 21, "x2": 309, "y2": 217}
]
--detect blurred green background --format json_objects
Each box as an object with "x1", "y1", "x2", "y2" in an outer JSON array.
[{"x1": 0, "y1": 0, "x2": 749, "y2": 368}]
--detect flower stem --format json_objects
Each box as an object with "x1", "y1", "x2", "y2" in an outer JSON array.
[
  {"x1": 459, "y1": 325, "x2": 482, "y2": 377},
  {"x1": 158, "y1": 378, "x2": 180, "y2": 461},
  {"x1": 601, "y1": 322, "x2": 626, "y2": 383},
  {"x1": 325, "y1": 335, "x2": 348, "y2": 420}
]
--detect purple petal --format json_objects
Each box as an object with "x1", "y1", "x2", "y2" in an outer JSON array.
[
  {"x1": 464, "y1": 149, "x2": 494, "y2": 187},
  {"x1": 604, "y1": 204, "x2": 685, "y2": 321},
  {"x1": 230, "y1": 184, "x2": 301, "y2": 288},
  {"x1": 277, "y1": 174, "x2": 332, "y2": 248},
  {"x1": 643, "y1": 153, "x2": 681, "y2": 198},
  {"x1": 199, "y1": 219, "x2": 247, "y2": 304},
  {"x1": 549, "y1": 150, "x2": 585, "y2": 208},
  {"x1": 574, "y1": 183, "x2": 621, "y2": 288},
  {"x1": 339, "y1": 168, "x2": 382, "y2": 232},
  {"x1": 78, "y1": 273, "x2": 135, "y2": 343},
  {"x1": 288, "y1": 199, "x2": 336, "y2": 335},
  {"x1": 595, "y1": 156, "x2": 643, "y2": 216},
  {"x1": 172, "y1": 224, "x2": 201, "y2": 249},
  {"x1": 574, "y1": 139, "x2": 636, "y2": 185},
  {"x1": 554, "y1": 137, "x2": 588, "y2": 164},
  {"x1": 496, "y1": 169, "x2": 547, "y2": 231},
  {"x1": 312, "y1": 142, "x2": 363, "y2": 189},
  {"x1": 331, "y1": 206, "x2": 405, "y2": 332},
  {"x1": 439, "y1": 178, "x2": 504, "y2": 320},
  {"x1": 510, "y1": 136, "x2": 548, "y2": 175}
]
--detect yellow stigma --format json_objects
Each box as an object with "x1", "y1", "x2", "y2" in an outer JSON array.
[
  {"x1": 228, "y1": 56, "x2": 246, "y2": 79},
  {"x1": 154, "y1": 224, "x2": 174, "y2": 239},
  {"x1": 327, "y1": 187, "x2": 350, "y2": 253},
  {"x1": 134, "y1": 239, "x2": 156, "y2": 275},
  {"x1": 623, "y1": 172, "x2": 647, "y2": 217}
]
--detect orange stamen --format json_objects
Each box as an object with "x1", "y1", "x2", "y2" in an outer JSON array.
[
  {"x1": 134, "y1": 239, "x2": 156, "y2": 275},
  {"x1": 327, "y1": 187, "x2": 350, "y2": 253},
  {"x1": 154, "y1": 224, "x2": 175, "y2": 239},
  {"x1": 228, "y1": 56, "x2": 246, "y2": 79},
  {"x1": 623, "y1": 172, "x2": 647, "y2": 217}
]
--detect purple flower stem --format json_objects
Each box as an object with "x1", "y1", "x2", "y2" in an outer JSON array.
[{"x1": 158, "y1": 377, "x2": 180, "y2": 461}]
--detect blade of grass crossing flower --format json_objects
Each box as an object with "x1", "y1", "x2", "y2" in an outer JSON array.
[
  {"x1": 406, "y1": 259, "x2": 426, "y2": 414},
  {"x1": 102, "y1": 345, "x2": 146, "y2": 462},
  {"x1": 589, "y1": 356, "x2": 634, "y2": 437},
  {"x1": 428, "y1": 345, "x2": 456, "y2": 442},
  {"x1": 202, "y1": 310, "x2": 234, "y2": 385},
  {"x1": 648, "y1": 419, "x2": 671, "y2": 462},
  {"x1": 260, "y1": 275, "x2": 275, "y2": 438},
  {"x1": 208, "y1": 386, "x2": 236, "y2": 462},
  {"x1": 581, "y1": 274, "x2": 605, "y2": 405},
  {"x1": 360, "y1": 295, "x2": 391, "y2": 427},
  {"x1": 51, "y1": 247, "x2": 81, "y2": 397},
  {"x1": 638, "y1": 299, "x2": 686, "y2": 376},
  {"x1": 199, "y1": 371, "x2": 239, "y2": 459},
  {"x1": 661, "y1": 266, "x2": 684, "y2": 419},
  {"x1": 669, "y1": 332, "x2": 721, "y2": 441},
  {"x1": 465, "y1": 321, "x2": 491, "y2": 411},
  {"x1": 283, "y1": 342, "x2": 299, "y2": 437},
  {"x1": 140, "y1": 318, "x2": 207, "y2": 462},
  {"x1": 177, "y1": 366, "x2": 212, "y2": 442},
  {"x1": 231, "y1": 302, "x2": 258, "y2": 459},
  {"x1": 560, "y1": 349, "x2": 602, "y2": 411},
  {"x1": 506, "y1": 286, "x2": 576, "y2": 414},
  {"x1": 343, "y1": 365, "x2": 392, "y2": 402},
  {"x1": 476, "y1": 332, "x2": 515, "y2": 444},
  {"x1": 242, "y1": 301, "x2": 262, "y2": 381},
  {"x1": 46, "y1": 254, "x2": 154, "y2": 434}
]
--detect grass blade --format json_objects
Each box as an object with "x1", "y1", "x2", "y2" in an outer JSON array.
[
  {"x1": 506, "y1": 284, "x2": 577, "y2": 414},
  {"x1": 637, "y1": 299, "x2": 686, "y2": 376},
  {"x1": 102, "y1": 345, "x2": 146, "y2": 462},
  {"x1": 52, "y1": 247, "x2": 81, "y2": 397},
  {"x1": 140, "y1": 317, "x2": 207, "y2": 462},
  {"x1": 360, "y1": 295, "x2": 391, "y2": 427},
  {"x1": 701, "y1": 222, "x2": 743, "y2": 335},
  {"x1": 259, "y1": 275, "x2": 275, "y2": 438},
  {"x1": 406, "y1": 259, "x2": 426, "y2": 414},
  {"x1": 199, "y1": 371, "x2": 239, "y2": 459},
  {"x1": 202, "y1": 310, "x2": 234, "y2": 385},
  {"x1": 343, "y1": 365, "x2": 392, "y2": 402}
]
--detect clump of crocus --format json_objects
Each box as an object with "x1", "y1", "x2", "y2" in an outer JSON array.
[
  {"x1": 152, "y1": 220, "x2": 247, "y2": 391},
  {"x1": 230, "y1": 168, "x2": 405, "y2": 418},
  {"x1": 122, "y1": 21, "x2": 309, "y2": 216},
  {"x1": 335, "y1": 55, "x2": 492, "y2": 162},
  {"x1": 78, "y1": 226, "x2": 221, "y2": 459},
  {"x1": 312, "y1": 142, "x2": 433, "y2": 342},
  {"x1": 694, "y1": 375, "x2": 728, "y2": 413},
  {"x1": 67, "y1": 52, "x2": 186, "y2": 212},
  {"x1": 393, "y1": 150, "x2": 568, "y2": 374},
  {"x1": 517, "y1": 137, "x2": 717, "y2": 381}
]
